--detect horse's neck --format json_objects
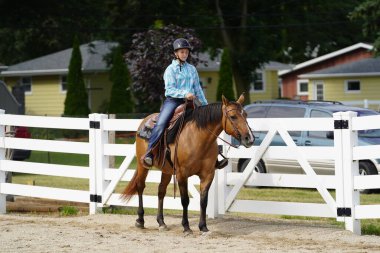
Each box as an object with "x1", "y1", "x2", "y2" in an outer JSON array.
[{"x1": 198, "y1": 121, "x2": 223, "y2": 144}]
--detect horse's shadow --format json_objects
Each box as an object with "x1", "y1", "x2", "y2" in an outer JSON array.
[
  {"x1": 129, "y1": 214, "x2": 338, "y2": 238},
  {"x1": 207, "y1": 215, "x2": 338, "y2": 238}
]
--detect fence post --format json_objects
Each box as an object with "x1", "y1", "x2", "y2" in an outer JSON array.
[
  {"x1": 218, "y1": 132, "x2": 231, "y2": 216},
  {"x1": 207, "y1": 132, "x2": 230, "y2": 218},
  {"x1": 89, "y1": 113, "x2": 109, "y2": 213},
  {"x1": 334, "y1": 112, "x2": 344, "y2": 222},
  {"x1": 94, "y1": 114, "x2": 109, "y2": 212},
  {"x1": 89, "y1": 114, "x2": 97, "y2": 214},
  {"x1": 207, "y1": 171, "x2": 218, "y2": 218},
  {"x1": 339, "y1": 111, "x2": 361, "y2": 234},
  {"x1": 0, "y1": 109, "x2": 6, "y2": 214}
]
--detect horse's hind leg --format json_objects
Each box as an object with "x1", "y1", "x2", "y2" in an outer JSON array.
[
  {"x1": 135, "y1": 163, "x2": 149, "y2": 228},
  {"x1": 178, "y1": 177, "x2": 192, "y2": 234},
  {"x1": 156, "y1": 173, "x2": 171, "y2": 231}
]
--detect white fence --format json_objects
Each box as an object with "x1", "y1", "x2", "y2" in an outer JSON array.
[
  {"x1": 341, "y1": 99, "x2": 380, "y2": 111},
  {"x1": 1, "y1": 110, "x2": 380, "y2": 235}
]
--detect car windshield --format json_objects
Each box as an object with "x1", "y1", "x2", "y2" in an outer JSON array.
[{"x1": 333, "y1": 110, "x2": 380, "y2": 138}]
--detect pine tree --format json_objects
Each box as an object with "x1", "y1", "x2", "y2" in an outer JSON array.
[
  {"x1": 64, "y1": 36, "x2": 90, "y2": 116},
  {"x1": 108, "y1": 46, "x2": 133, "y2": 113},
  {"x1": 216, "y1": 48, "x2": 235, "y2": 101}
]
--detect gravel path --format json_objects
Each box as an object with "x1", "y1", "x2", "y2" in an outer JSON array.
[{"x1": 1, "y1": 213, "x2": 380, "y2": 252}]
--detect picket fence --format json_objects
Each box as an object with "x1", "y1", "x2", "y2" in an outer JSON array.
[{"x1": 1, "y1": 109, "x2": 380, "y2": 235}]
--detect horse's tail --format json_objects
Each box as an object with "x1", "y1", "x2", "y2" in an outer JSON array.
[{"x1": 121, "y1": 169, "x2": 139, "y2": 201}]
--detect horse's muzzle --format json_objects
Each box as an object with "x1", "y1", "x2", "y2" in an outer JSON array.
[{"x1": 240, "y1": 133, "x2": 254, "y2": 148}]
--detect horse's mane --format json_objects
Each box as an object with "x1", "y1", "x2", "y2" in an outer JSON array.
[{"x1": 184, "y1": 102, "x2": 223, "y2": 129}]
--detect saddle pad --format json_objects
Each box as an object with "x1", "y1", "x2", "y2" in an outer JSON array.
[{"x1": 137, "y1": 108, "x2": 193, "y2": 144}]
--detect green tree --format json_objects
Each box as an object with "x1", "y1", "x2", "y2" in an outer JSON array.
[
  {"x1": 350, "y1": 0, "x2": 380, "y2": 53},
  {"x1": 108, "y1": 46, "x2": 133, "y2": 113},
  {"x1": 216, "y1": 48, "x2": 235, "y2": 101},
  {"x1": 64, "y1": 37, "x2": 90, "y2": 116},
  {"x1": 0, "y1": 0, "x2": 105, "y2": 64}
]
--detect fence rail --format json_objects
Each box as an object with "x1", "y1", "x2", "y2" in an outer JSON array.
[{"x1": 1, "y1": 110, "x2": 380, "y2": 235}]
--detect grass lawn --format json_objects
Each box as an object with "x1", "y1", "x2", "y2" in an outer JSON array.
[{"x1": 9, "y1": 151, "x2": 380, "y2": 235}]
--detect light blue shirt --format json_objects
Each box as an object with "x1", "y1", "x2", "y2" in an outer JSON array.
[{"x1": 164, "y1": 60, "x2": 208, "y2": 105}]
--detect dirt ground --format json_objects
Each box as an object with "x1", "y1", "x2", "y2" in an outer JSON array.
[{"x1": 1, "y1": 198, "x2": 380, "y2": 252}]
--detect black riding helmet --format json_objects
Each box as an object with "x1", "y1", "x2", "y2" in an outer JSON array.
[{"x1": 173, "y1": 38, "x2": 191, "y2": 51}]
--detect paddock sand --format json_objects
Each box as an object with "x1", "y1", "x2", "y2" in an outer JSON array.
[{"x1": 1, "y1": 213, "x2": 380, "y2": 253}]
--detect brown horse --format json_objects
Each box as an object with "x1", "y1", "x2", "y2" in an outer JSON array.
[{"x1": 122, "y1": 94, "x2": 254, "y2": 234}]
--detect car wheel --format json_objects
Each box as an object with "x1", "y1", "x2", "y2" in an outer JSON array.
[
  {"x1": 359, "y1": 161, "x2": 378, "y2": 194},
  {"x1": 238, "y1": 159, "x2": 266, "y2": 173}
]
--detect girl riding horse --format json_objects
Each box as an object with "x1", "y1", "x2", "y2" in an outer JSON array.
[
  {"x1": 123, "y1": 94, "x2": 254, "y2": 234},
  {"x1": 142, "y1": 38, "x2": 227, "y2": 170}
]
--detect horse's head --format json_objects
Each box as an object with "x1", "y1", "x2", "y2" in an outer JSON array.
[{"x1": 222, "y1": 94, "x2": 254, "y2": 148}]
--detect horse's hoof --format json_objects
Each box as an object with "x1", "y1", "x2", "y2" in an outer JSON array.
[
  {"x1": 201, "y1": 231, "x2": 212, "y2": 237},
  {"x1": 159, "y1": 225, "x2": 168, "y2": 232},
  {"x1": 135, "y1": 221, "x2": 145, "y2": 229},
  {"x1": 183, "y1": 229, "x2": 193, "y2": 237}
]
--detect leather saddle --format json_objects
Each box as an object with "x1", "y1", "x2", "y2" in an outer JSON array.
[
  {"x1": 138, "y1": 101, "x2": 195, "y2": 169},
  {"x1": 144, "y1": 101, "x2": 193, "y2": 134}
]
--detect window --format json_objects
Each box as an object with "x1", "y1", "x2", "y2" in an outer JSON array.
[
  {"x1": 251, "y1": 71, "x2": 264, "y2": 92},
  {"x1": 266, "y1": 106, "x2": 305, "y2": 136},
  {"x1": 21, "y1": 77, "x2": 32, "y2": 94},
  {"x1": 308, "y1": 110, "x2": 331, "y2": 138},
  {"x1": 60, "y1": 76, "x2": 67, "y2": 92},
  {"x1": 297, "y1": 79, "x2": 308, "y2": 95},
  {"x1": 345, "y1": 80, "x2": 360, "y2": 93},
  {"x1": 246, "y1": 106, "x2": 270, "y2": 118}
]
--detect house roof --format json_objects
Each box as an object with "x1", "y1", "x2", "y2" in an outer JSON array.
[
  {"x1": 196, "y1": 53, "x2": 292, "y2": 72},
  {"x1": 299, "y1": 57, "x2": 380, "y2": 78},
  {"x1": 196, "y1": 52, "x2": 221, "y2": 71},
  {"x1": 0, "y1": 41, "x2": 118, "y2": 77},
  {"x1": 262, "y1": 61, "x2": 293, "y2": 71},
  {"x1": 279, "y1": 42, "x2": 373, "y2": 76}
]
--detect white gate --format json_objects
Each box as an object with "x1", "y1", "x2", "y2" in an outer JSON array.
[{"x1": 215, "y1": 111, "x2": 380, "y2": 235}]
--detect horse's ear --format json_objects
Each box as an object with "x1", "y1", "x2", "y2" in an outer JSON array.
[
  {"x1": 236, "y1": 93, "x2": 245, "y2": 104},
  {"x1": 222, "y1": 95, "x2": 229, "y2": 106}
]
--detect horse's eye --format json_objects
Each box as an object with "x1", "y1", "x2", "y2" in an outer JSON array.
[{"x1": 230, "y1": 115, "x2": 238, "y2": 120}]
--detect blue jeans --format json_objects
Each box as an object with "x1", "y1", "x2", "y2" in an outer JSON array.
[{"x1": 147, "y1": 97, "x2": 185, "y2": 152}]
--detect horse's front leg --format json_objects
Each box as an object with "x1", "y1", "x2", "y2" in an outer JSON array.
[
  {"x1": 178, "y1": 177, "x2": 192, "y2": 234},
  {"x1": 198, "y1": 175, "x2": 214, "y2": 233},
  {"x1": 156, "y1": 173, "x2": 171, "y2": 231}
]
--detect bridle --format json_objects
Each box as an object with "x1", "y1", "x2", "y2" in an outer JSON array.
[{"x1": 207, "y1": 103, "x2": 255, "y2": 148}]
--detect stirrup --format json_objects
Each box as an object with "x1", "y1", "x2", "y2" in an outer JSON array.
[
  {"x1": 215, "y1": 158, "x2": 228, "y2": 169},
  {"x1": 142, "y1": 154, "x2": 154, "y2": 167}
]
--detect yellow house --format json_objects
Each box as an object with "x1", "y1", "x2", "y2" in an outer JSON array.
[
  {"x1": 0, "y1": 41, "x2": 117, "y2": 116},
  {"x1": 299, "y1": 57, "x2": 380, "y2": 110},
  {"x1": 248, "y1": 61, "x2": 292, "y2": 102},
  {"x1": 197, "y1": 53, "x2": 292, "y2": 102}
]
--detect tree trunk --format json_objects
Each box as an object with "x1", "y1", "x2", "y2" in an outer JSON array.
[
  {"x1": 230, "y1": 60, "x2": 251, "y2": 104},
  {"x1": 215, "y1": 0, "x2": 251, "y2": 104}
]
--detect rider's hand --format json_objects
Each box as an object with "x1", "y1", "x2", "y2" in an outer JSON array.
[{"x1": 185, "y1": 93, "x2": 195, "y2": 100}]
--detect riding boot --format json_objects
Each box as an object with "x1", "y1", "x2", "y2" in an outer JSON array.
[{"x1": 215, "y1": 158, "x2": 229, "y2": 169}]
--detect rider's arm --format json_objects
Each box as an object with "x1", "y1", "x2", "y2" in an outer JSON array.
[{"x1": 193, "y1": 68, "x2": 208, "y2": 105}]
